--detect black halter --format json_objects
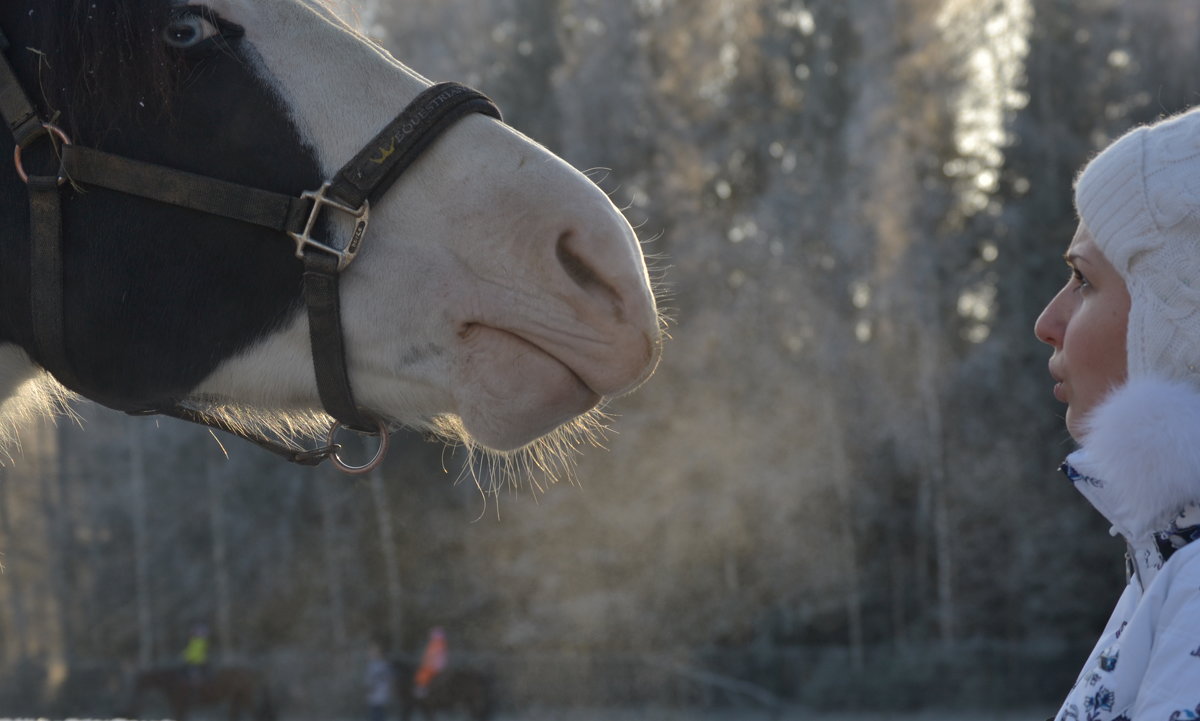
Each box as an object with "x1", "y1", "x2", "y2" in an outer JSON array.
[{"x1": 0, "y1": 26, "x2": 501, "y2": 473}]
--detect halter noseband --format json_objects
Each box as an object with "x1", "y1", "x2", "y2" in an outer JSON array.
[{"x1": 0, "y1": 26, "x2": 502, "y2": 473}]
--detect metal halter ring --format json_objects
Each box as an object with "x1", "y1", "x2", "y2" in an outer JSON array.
[
  {"x1": 13, "y1": 123, "x2": 72, "y2": 185},
  {"x1": 326, "y1": 417, "x2": 390, "y2": 474}
]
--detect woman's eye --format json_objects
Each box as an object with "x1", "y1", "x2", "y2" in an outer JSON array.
[{"x1": 163, "y1": 14, "x2": 220, "y2": 48}]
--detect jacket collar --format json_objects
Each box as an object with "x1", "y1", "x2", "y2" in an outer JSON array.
[
  {"x1": 1062, "y1": 375, "x2": 1200, "y2": 587},
  {"x1": 1061, "y1": 460, "x2": 1200, "y2": 587}
]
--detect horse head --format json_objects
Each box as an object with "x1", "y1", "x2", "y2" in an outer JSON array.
[{"x1": 0, "y1": 0, "x2": 661, "y2": 470}]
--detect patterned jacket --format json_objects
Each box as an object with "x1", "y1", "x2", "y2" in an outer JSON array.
[{"x1": 1054, "y1": 376, "x2": 1200, "y2": 721}]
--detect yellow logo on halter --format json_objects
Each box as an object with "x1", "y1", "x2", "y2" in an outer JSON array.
[{"x1": 370, "y1": 139, "x2": 396, "y2": 164}]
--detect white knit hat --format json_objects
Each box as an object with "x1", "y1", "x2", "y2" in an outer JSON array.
[{"x1": 1074, "y1": 107, "x2": 1200, "y2": 385}]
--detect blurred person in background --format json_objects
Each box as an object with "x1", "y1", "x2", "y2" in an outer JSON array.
[
  {"x1": 413, "y1": 626, "x2": 447, "y2": 700},
  {"x1": 1035, "y1": 107, "x2": 1200, "y2": 720},
  {"x1": 181, "y1": 622, "x2": 211, "y2": 685},
  {"x1": 365, "y1": 638, "x2": 393, "y2": 721}
]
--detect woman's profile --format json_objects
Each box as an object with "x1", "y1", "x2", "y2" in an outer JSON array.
[{"x1": 1035, "y1": 108, "x2": 1200, "y2": 720}]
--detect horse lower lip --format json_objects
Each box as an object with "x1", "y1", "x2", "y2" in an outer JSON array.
[
  {"x1": 452, "y1": 325, "x2": 600, "y2": 449},
  {"x1": 459, "y1": 322, "x2": 600, "y2": 395}
]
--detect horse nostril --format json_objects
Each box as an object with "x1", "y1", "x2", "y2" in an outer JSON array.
[
  {"x1": 555, "y1": 232, "x2": 600, "y2": 290},
  {"x1": 555, "y1": 231, "x2": 624, "y2": 319}
]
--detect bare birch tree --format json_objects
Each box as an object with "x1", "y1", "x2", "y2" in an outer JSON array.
[
  {"x1": 0, "y1": 466, "x2": 31, "y2": 666},
  {"x1": 318, "y1": 472, "x2": 348, "y2": 647},
  {"x1": 38, "y1": 423, "x2": 72, "y2": 677},
  {"x1": 128, "y1": 415, "x2": 155, "y2": 667},
  {"x1": 208, "y1": 454, "x2": 234, "y2": 661},
  {"x1": 369, "y1": 466, "x2": 404, "y2": 646}
]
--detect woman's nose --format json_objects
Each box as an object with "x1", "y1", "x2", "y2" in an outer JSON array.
[{"x1": 1034, "y1": 287, "x2": 1067, "y2": 348}]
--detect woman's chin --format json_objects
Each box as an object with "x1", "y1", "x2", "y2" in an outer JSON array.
[{"x1": 1065, "y1": 405, "x2": 1085, "y2": 443}]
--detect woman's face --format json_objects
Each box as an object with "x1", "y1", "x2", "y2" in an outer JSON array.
[{"x1": 1034, "y1": 226, "x2": 1131, "y2": 441}]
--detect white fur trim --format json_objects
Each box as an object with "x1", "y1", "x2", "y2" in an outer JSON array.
[{"x1": 1073, "y1": 375, "x2": 1200, "y2": 539}]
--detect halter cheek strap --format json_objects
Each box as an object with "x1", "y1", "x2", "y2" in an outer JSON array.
[{"x1": 0, "y1": 26, "x2": 502, "y2": 472}]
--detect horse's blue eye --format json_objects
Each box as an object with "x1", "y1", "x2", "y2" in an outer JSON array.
[{"x1": 164, "y1": 15, "x2": 219, "y2": 48}]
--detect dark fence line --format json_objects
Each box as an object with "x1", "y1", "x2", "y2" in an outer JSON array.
[
  {"x1": 468, "y1": 640, "x2": 1081, "y2": 711},
  {"x1": 0, "y1": 639, "x2": 1086, "y2": 717}
]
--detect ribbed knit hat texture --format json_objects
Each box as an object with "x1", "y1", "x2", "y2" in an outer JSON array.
[{"x1": 1075, "y1": 107, "x2": 1200, "y2": 384}]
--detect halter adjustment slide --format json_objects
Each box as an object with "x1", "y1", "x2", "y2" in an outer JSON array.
[{"x1": 290, "y1": 182, "x2": 369, "y2": 271}]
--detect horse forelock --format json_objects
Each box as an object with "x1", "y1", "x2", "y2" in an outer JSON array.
[{"x1": 31, "y1": 0, "x2": 179, "y2": 135}]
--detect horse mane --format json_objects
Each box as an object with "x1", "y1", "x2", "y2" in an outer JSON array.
[
  {"x1": 0, "y1": 350, "x2": 76, "y2": 462},
  {"x1": 31, "y1": 0, "x2": 179, "y2": 134}
]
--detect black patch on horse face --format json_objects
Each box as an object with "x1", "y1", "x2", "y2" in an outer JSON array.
[{"x1": 0, "y1": 0, "x2": 324, "y2": 406}]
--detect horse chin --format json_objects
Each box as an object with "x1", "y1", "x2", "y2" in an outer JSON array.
[{"x1": 450, "y1": 325, "x2": 600, "y2": 452}]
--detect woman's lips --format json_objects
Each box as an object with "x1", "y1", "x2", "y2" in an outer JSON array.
[{"x1": 1052, "y1": 381, "x2": 1066, "y2": 403}]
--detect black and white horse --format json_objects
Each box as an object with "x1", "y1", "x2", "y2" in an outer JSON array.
[{"x1": 0, "y1": 0, "x2": 660, "y2": 469}]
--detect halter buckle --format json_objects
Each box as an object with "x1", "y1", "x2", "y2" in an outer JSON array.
[{"x1": 289, "y1": 182, "x2": 369, "y2": 271}]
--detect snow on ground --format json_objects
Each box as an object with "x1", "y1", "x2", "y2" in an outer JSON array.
[
  {"x1": 0, "y1": 710, "x2": 1049, "y2": 721},
  {"x1": 487, "y1": 709, "x2": 1044, "y2": 721}
]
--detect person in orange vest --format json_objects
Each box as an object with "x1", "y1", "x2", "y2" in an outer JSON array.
[{"x1": 412, "y1": 627, "x2": 447, "y2": 699}]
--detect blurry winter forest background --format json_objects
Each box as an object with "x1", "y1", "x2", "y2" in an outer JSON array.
[{"x1": 5, "y1": 0, "x2": 1200, "y2": 717}]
